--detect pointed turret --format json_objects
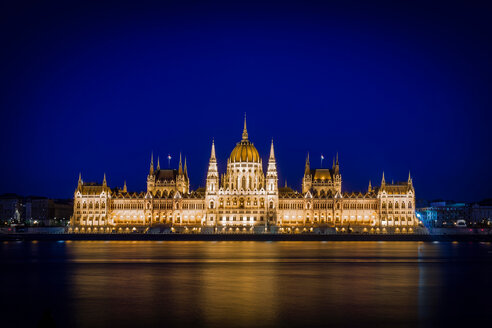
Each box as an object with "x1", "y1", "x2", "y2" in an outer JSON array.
[
  {"x1": 78, "y1": 172, "x2": 83, "y2": 188},
  {"x1": 285, "y1": 180, "x2": 288, "y2": 188},
  {"x1": 304, "y1": 153, "x2": 310, "y2": 176},
  {"x1": 269, "y1": 139, "x2": 275, "y2": 161},
  {"x1": 242, "y1": 113, "x2": 248, "y2": 141},
  {"x1": 210, "y1": 139, "x2": 216, "y2": 160},
  {"x1": 266, "y1": 139, "x2": 278, "y2": 194},
  {"x1": 408, "y1": 171, "x2": 412, "y2": 184},
  {"x1": 103, "y1": 173, "x2": 107, "y2": 187},
  {"x1": 368, "y1": 180, "x2": 372, "y2": 192},
  {"x1": 381, "y1": 171, "x2": 386, "y2": 186},
  {"x1": 184, "y1": 157, "x2": 188, "y2": 178},
  {"x1": 206, "y1": 139, "x2": 219, "y2": 195},
  {"x1": 149, "y1": 152, "x2": 154, "y2": 175},
  {"x1": 123, "y1": 180, "x2": 127, "y2": 193},
  {"x1": 302, "y1": 152, "x2": 312, "y2": 193},
  {"x1": 157, "y1": 156, "x2": 160, "y2": 170},
  {"x1": 333, "y1": 152, "x2": 340, "y2": 175},
  {"x1": 332, "y1": 157, "x2": 335, "y2": 169},
  {"x1": 178, "y1": 153, "x2": 183, "y2": 174}
]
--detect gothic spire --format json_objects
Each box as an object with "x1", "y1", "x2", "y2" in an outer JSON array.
[
  {"x1": 184, "y1": 157, "x2": 188, "y2": 177},
  {"x1": 103, "y1": 173, "x2": 107, "y2": 187},
  {"x1": 78, "y1": 172, "x2": 83, "y2": 188},
  {"x1": 156, "y1": 156, "x2": 160, "y2": 170},
  {"x1": 305, "y1": 152, "x2": 310, "y2": 176},
  {"x1": 269, "y1": 139, "x2": 275, "y2": 161},
  {"x1": 149, "y1": 152, "x2": 154, "y2": 175},
  {"x1": 210, "y1": 139, "x2": 216, "y2": 160},
  {"x1": 381, "y1": 171, "x2": 386, "y2": 186},
  {"x1": 242, "y1": 113, "x2": 248, "y2": 140},
  {"x1": 333, "y1": 152, "x2": 340, "y2": 175},
  {"x1": 368, "y1": 180, "x2": 372, "y2": 192},
  {"x1": 123, "y1": 180, "x2": 127, "y2": 193},
  {"x1": 178, "y1": 153, "x2": 183, "y2": 174},
  {"x1": 408, "y1": 171, "x2": 412, "y2": 184}
]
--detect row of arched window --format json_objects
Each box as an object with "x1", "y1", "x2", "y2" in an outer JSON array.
[
  {"x1": 381, "y1": 201, "x2": 412, "y2": 209},
  {"x1": 77, "y1": 201, "x2": 106, "y2": 209}
]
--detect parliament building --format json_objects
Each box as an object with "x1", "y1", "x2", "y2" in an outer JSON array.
[{"x1": 70, "y1": 117, "x2": 418, "y2": 234}]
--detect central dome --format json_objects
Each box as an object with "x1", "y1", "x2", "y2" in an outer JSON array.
[
  {"x1": 230, "y1": 140, "x2": 260, "y2": 163},
  {"x1": 229, "y1": 115, "x2": 261, "y2": 163}
]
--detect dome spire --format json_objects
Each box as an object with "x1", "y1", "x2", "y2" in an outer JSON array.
[{"x1": 242, "y1": 113, "x2": 248, "y2": 140}]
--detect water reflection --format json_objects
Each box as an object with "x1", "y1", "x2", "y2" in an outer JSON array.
[{"x1": 0, "y1": 241, "x2": 491, "y2": 327}]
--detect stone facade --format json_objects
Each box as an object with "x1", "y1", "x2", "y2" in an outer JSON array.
[{"x1": 70, "y1": 117, "x2": 418, "y2": 234}]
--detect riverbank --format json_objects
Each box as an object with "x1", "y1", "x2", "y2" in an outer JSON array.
[{"x1": 1, "y1": 233, "x2": 492, "y2": 242}]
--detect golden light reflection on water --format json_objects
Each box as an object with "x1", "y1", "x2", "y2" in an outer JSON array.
[
  {"x1": 64, "y1": 242, "x2": 443, "y2": 327},
  {"x1": 2, "y1": 241, "x2": 492, "y2": 327}
]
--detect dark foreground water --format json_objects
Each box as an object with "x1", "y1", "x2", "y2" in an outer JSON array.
[{"x1": 1, "y1": 241, "x2": 491, "y2": 328}]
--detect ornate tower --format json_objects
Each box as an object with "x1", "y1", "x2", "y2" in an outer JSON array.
[
  {"x1": 302, "y1": 153, "x2": 312, "y2": 193},
  {"x1": 146, "y1": 152, "x2": 155, "y2": 192},
  {"x1": 176, "y1": 153, "x2": 189, "y2": 194},
  {"x1": 266, "y1": 139, "x2": 278, "y2": 193},
  {"x1": 332, "y1": 152, "x2": 342, "y2": 193},
  {"x1": 205, "y1": 140, "x2": 219, "y2": 226},
  {"x1": 266, "y1": 139, "x2": 279, "y2": 226},
  {"x1": 206, "y1": 140, "x2": 219, "y2": 194}
]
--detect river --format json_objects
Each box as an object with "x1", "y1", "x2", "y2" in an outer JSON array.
[{"x1": 1, "y1": 241, "x2": 491, "y2": 327}]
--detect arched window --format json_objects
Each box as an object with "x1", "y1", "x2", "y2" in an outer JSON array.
[
  {"x1": 395, "y1": 202, "x2": 399, "y2": 209},
  {"x1": 408, "y1": 202, "x2": 412, "y2": 208},
  {"x1": 76, "y1": 202, "x2": 80, "y2": 209},
  {"x1": 401, "y1": 202, "x2": 405, "y2": 209},
  {"x1": 388, "y1": 202, "x2": 393, "y2": 209},
  {"x1": 242, "y1": 176, "x2": 246, "y2": 189},
  {"x1": 210, "y1": 201, "x2": 214, "y2": 209},
  {"x1": 269, "y1": 201, "x2": 274, "y2": 209},
  {"x1": 382, "y1": 202, "x2": 386, "y2": 209}
]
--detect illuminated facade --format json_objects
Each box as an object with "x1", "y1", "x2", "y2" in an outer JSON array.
[{"x1": 70, "y1": 117, "x2": 418, "y2": 234}]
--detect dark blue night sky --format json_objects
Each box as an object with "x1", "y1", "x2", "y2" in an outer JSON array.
[{"x1": 1, "y1": 0, "x2": 491, "y2": 201}]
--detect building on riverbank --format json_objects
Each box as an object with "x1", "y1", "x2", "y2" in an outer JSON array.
[
  {"x1": 470, "y1": 199, "x2": 492, "y2": 225},
  {"x1": 70, "y1": 117, "x2": 419, "y2": 234},
  {"x1": 0, "y1": 194, "x2": 72, "y2": 226},
  {"x1": 417, "y1": 201, "x2": 469, "y2": 227}
]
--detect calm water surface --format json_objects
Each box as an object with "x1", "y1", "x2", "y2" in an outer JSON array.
[{"x1": 1, "y1": 241, "x2": 491, "y2": 327}]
